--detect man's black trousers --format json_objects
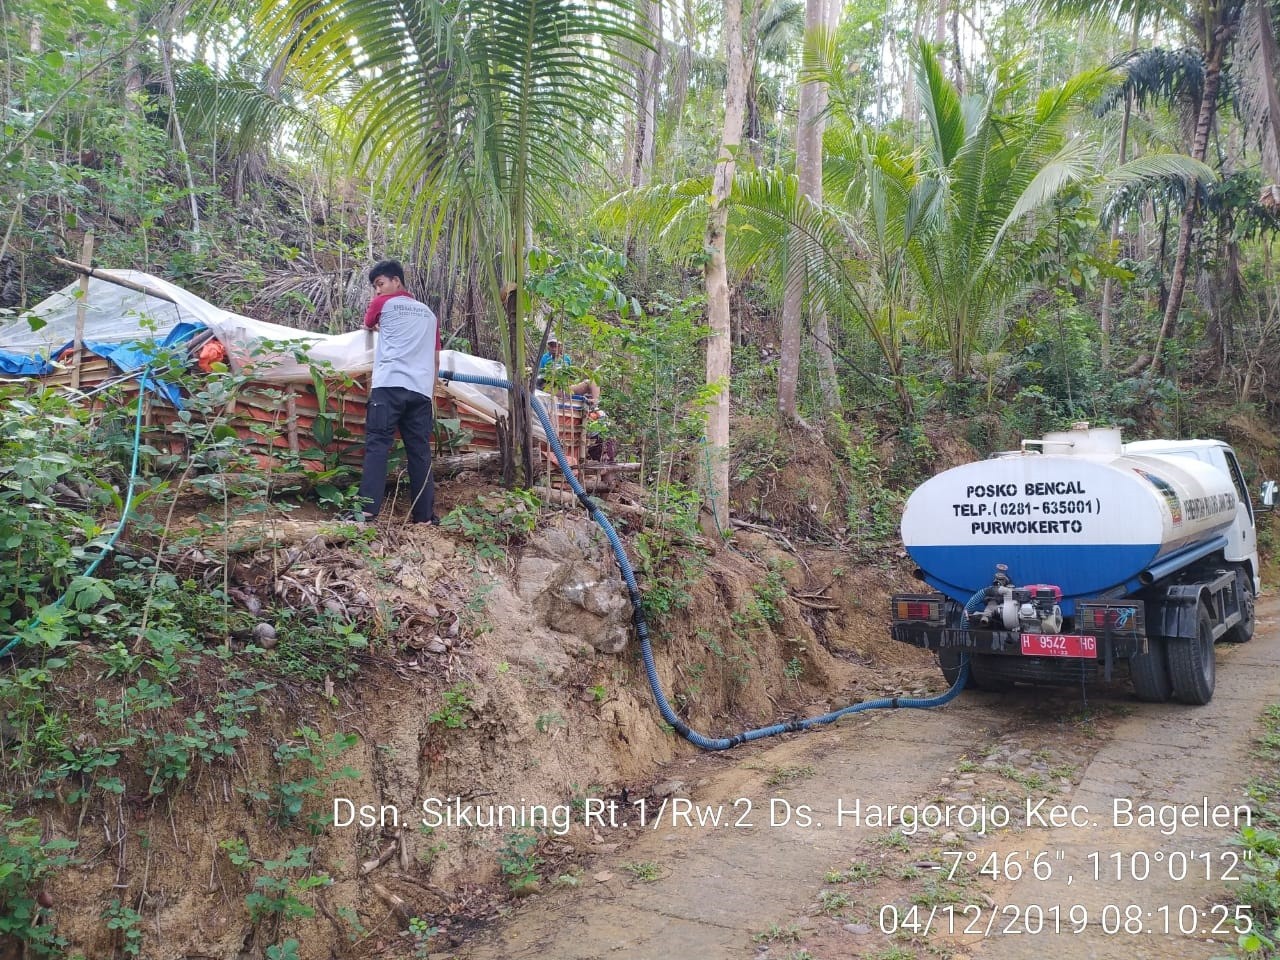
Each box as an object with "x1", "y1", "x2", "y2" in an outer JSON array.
[{"x1": 358, "y1": 386, "x2": 435, "y2": 522}]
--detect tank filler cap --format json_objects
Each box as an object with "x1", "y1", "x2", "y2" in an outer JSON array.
[{"x1": 1035, "y1": 424, "x2": 1123, "y2": 456}]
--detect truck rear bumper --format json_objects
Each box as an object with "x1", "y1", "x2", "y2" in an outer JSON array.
[{"x1": 890, "y1": 623, "x2": 1147, "y2": 660}]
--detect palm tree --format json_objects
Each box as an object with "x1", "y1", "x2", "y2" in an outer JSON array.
[
  {"x1": 1036, "y1": 0, "x2": 1280, "y2": 375},
  {"x1": 746, "y1": 0, "x2": 804, "y2": 166},
  {"x1": 729, "y1": 43, "x2": 1214, "y2": 407},
  {"x1": 705, "y1": 0, "x2": 748, "y2": 532},
  {"x1": 611, "y1": 43, "x2": 1212, "y2": 418},
  {"x1": 252, "y1": 0, "x2": 645, "y2": 483}
]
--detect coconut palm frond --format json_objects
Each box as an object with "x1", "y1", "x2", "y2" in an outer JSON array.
[
  {"x1": 176, "y1": 61, "x2": 329, "y2": 158},
  {"x1": 597, "y1": 178, "x2": 712, "y2": 258},
  {"x1": 757, "y1": 0, "x2": 805, "y2": 66},
  {"x1": 1098, "y1": 152, "x2": 1217, "y2": 222},
  {"x1": 1234, "y1": 0, "x2": 1280, "y2": 184},
  {"x1": 915, "y1": 39, "x2": 966, "y2": 169},
  {"x1": 1125, "y1": 46, "x2": 1206, "y2": 108},
  {"x1": 1106, "y1": 151, "x2": 1218, "y2": 185},
  {"x1": 1030, "y1": 0, "x2": 1193, "y2": 34}
]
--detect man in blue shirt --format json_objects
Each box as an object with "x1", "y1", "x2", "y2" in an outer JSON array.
[{"x1": 537, "y1": 336, "x2": 599, "y2": 404}]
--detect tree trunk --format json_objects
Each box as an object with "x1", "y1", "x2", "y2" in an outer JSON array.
[
  {"x1": 746, "y1": 72, "x2": 764, "y2": 167},
  {"x1": 1251, "y1": 0, "x2": 1280, "y2": 185},
  {"x1": 704, "y1": 0, "x2": 747, "y2": 533},
  {"x1": 668, "y1": 0, "x2": 695, "y2": 136},
  {"x1": 1099, "y1": 88, "x2": 1132, "y2": 368},
  {"x1": 629, "y1": 0, "x2": 661, "y2": 191},
  {"x1": 505, "y1": 282, "x2": 535, "y2": 487},
  {"x1": 1147, "y1": 23, "x2": 1231, "y2": 376},
  {"x1": 122, "y1": 6, "x2": 145, "y2": 113},
  {"x1": 777, "y1": 0, "x2": 827, "y2": 421},
  {"x1": 627, "y1": 0, "x2": 661, "y2": 274},
  {"x1": 743, "y1": 0, "x2": 765, "y2": 168},
  {"x1": 949, "y1": 4, "x2": 963, "y2": 91},
  {"x1": 810, "y1": 0, "x2": 842, "y2": 409},
  {"x1": 158, "y1": 4, "x2": 201, "y2": 253}
]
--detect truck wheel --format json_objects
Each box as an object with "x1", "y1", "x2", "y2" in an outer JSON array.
[
  {"x1": 1167, "y1": 603, "x2": 1216, "y2": 705},
  {"x1": 967, "y1": 654, "x2": 1014, "y2": 691},
  {"x1": 937, "y1": 651, "x2": 1011, "y2": 691},
  {"x1": 1223, "y1": 573, "x2": 1256, "y2": 644},
  {"x1": 938, "y1": 649, "x2": 969, "y2": 687},
  {"x1": 1129, "y1": 640, "x2": 1172, "y2": 702}
]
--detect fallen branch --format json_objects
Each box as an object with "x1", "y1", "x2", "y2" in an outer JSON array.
[
  {"x1": 579, "y1": 461, "x2": 641, "y2": 474},
  {"x1": 790, "y1": 594, "x2": 840, "y2": 611},
  {"x1": 359, "y1": 842, "x2": 398, "y2": 877},
  {"x1": 197, "y1": 519, "x2": 360, "y2": 555},
  {"x1": 371, "y1": 882, "x2": 414, "y2": 925},
  {"x1": 540, "y1": 487, "x2": 648, "y2": 519},
  {"x1": 51, "y1": 257, "x2": 178, "y2": 304},
  {"x1": 730, "y1": 517, "x2": 799, "y2": 555},
  {"x1": 434, "y1": 451, "x2": 501, "y2": 477}
]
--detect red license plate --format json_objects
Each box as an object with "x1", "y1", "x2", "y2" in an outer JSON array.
[{"x1": 1020, "y1": 633, "x2": 1097, "y2": 659}]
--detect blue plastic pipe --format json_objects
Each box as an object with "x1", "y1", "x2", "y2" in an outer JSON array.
[{"x1": 439, "y1": 370, "x2": 967, "y2": 751}]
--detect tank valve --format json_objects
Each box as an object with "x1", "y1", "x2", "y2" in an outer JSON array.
[{"x1": 970, "y1": 565, "x2": 1017, "y2": 628}]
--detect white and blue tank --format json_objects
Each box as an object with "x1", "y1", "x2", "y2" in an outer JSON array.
[{"x1": 901, "y1": 425, "x2": 1239, "y2": 611}]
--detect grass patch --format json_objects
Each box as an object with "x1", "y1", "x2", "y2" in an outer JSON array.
[
  {"x1": 765, "y1": 764, "x2": 816, "y2": 787},
  {"x1": 1222, "y1": 700, "x2": 1280, "y2": 956},
  {"x1": 623, "y1": 861, "x2": 662, "y2": 882},
  {"x1": 751, "y1": 922, "x2": 802, "y2": 944}
]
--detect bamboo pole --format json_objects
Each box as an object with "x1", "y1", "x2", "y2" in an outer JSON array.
[
  {"x1": 286, "y1": 388, "x2": 300, "y2": 453},
  {"x1": 51, "y1": 257, "x2": 178, "y2": 304},
  {"x1": 69, "y1": 232, "x2": 94, "y2": 389}
]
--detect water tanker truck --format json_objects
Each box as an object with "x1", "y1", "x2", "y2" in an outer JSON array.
[{"x1": 890, "y1": 423, "x2": 1275, "y2": 704}]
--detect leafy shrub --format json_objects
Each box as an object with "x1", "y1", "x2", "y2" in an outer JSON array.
[
  {"x1": 0, "y1": 806, "x2": 78, "y2": 955},
  {"x1": 441, "y1": 489, "x2": 540, "y2": 561}
]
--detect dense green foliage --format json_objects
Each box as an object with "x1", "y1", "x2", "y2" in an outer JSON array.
[{"x1": 0, "y1": 377, "x2": 375, "y2": 953}]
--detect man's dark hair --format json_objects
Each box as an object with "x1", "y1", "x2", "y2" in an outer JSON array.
[{"x1": 369, "y1": 259, "x2": 405, "y2": 286}]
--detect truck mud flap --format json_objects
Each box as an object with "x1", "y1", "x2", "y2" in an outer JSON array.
[{"x1": 1150, "y1": 571, "x2": 1234, "y2": 641}]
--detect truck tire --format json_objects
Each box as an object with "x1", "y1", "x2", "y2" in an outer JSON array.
[
  {"x1": 938, "y1": 649, "x2": 970, "y2": 688},
  {"x1": 968, "y1": 654, "x2": 1014, "y2": 691},
  {"x1": 937, "y1": 651, "x2": 1011, "y2": 691},
  {"x1": 1223, "y1": 573, "x2": 1256, "y2": 644},
  {"x1": 1128, "y1": 640, "x2": 1172, "y2": 702},
  {"x1": 1167, "y1": 603, "x2": 1216, "y2": 705}
]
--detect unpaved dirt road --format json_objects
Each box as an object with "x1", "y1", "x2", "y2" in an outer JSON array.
[{"x1": 456, "y1": 597, "x2": 1280, "y2": 960}]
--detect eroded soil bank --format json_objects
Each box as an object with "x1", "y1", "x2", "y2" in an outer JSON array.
[{"x1": 16, "y1": 509, "x2": 943, "y2": 959}]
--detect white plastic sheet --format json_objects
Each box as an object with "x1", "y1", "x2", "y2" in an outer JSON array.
[
  {"x1": 0, "y1": 272, "x2": 187, "y2": 352},
  {"x1": 0, "y1": 270, "x2": 540, "y2": 430}
]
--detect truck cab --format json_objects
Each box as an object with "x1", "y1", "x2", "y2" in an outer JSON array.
[{"x1": 1124, "y1": 439, "x2": 1260, "y2": 595}]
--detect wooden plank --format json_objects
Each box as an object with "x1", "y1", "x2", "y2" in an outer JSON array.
[
  {"x1": 70, "y1": 231, "x2": 95, "y2": 391},
  {"x1": 37, "y1": 357, "x2": 595, "y2": 478}
]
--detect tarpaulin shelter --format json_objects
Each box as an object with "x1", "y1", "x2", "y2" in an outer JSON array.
[{"x1": 0, "y1": 268, "x2": 588, "y2": 471}]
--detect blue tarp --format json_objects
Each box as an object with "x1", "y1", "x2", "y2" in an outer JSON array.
[
  {"x1": 0, "y1": 349, "x2": 53, "y2": 376},
  {"x1": 0, "y1": 321, "x2": 205, "y2": 405}
]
